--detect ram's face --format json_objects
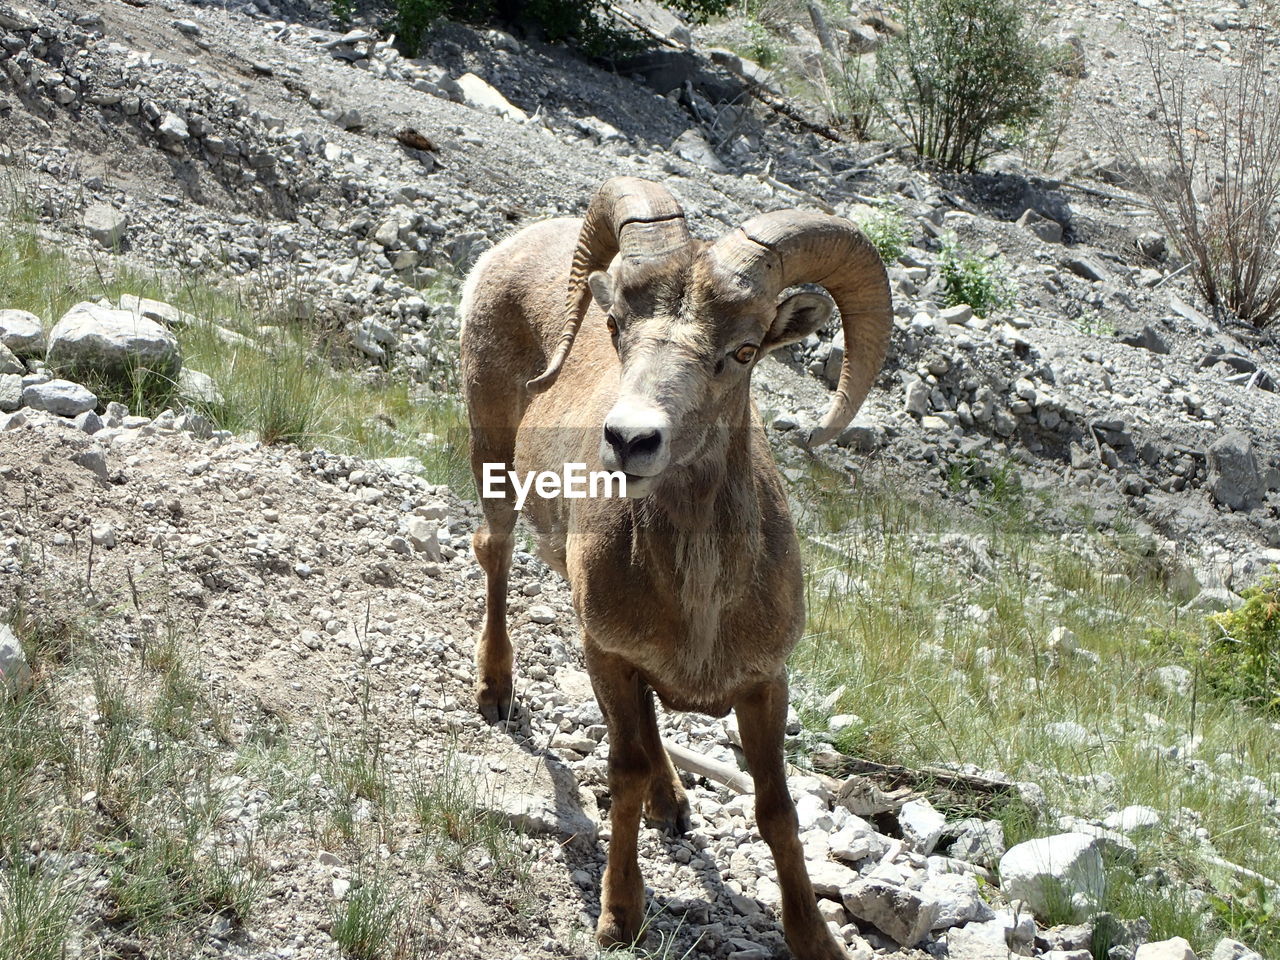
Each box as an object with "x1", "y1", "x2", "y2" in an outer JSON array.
[{"x1": 589, "y1": 251, "x2": 835, "y2": 498}]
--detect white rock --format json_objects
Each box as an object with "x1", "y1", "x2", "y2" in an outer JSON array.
[
  {"x1": 527, "y1": 605, "x2": 556, "y2": 625},
  {"x1": 158, "y1": 113, "x2": 190, "y2": 140},
  {"x1": 178, "y1": 368, "x2": 223, "y2": 405},
  {"x1": 0, "y1": 341, "x2": 21, "y2": 374},
  {"x1": 806, "y1": 859, "x2": 859, "y2": 899},
  {"x1": 998, "y1": 833, "x2": 1104, "y2": 921},
  {"x1": 91, "y1": 525, "x2": 116, "y2": 548},
  {"x1": 1103, "y1": 805, "x2": 1160, "y2": 834},
  {"x1": 83, "y1": 203, "x2": 128, "y2": 249},
  {"x1": 842, "y1": 877, "x2": 940, "y2": 947},
  {"x1": 0, "y1": 309, "x2": 45, "y2": 357},
  {"x1": 899, "y1": 798, "x2": 947, "y2": 854},
  {"x1": 406, "y1": 517, "x2": 442, "y2": 560},
  {"x1": 1045, "y1": 720, "x2": 1091, "y2": 746},
  {"x1": 0, "y1": 623, "x2": 32, "y2": 695},
  {"x1": 0, "y1": 374, "x2": 20, "y2": 412},
  {"x1": 1134, "y1": 938, "x2": 1197, "y2": 960},
  {"x1": 1212, "y1": 939, "x2": 1263, "y2": 960},
  {"x1": 940, "y1": 304, "x2": 973, "y2": 325},
  {"x1": 1153, "y1": 664, "x2": 1192, "y2": 695},
  {"x1": 455, "y1": 73, "x2": 528, "y2": 122},
  {"x1": 919, "y1": 871, "x2": 995, "y2": 930},
  {"x1": 947, "y1": 818, "x2": 1006, "y2": 867},
  {"x1": 22, "y1": 379, "x2": 97, "y2": 416},
  {"x1": 48, "y1": 302, "x2": 181, "y2": 380}
]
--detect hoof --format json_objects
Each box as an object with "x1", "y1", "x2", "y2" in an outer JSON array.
[
  {"x1": 595, "y1": 911, "x2": 642, "y2": 950},
  {"x1": 645, "y1": 780, "x2": 692, "y2": 837},
  {"x1": 476, "y1": 677, "x2": 514, "y2": 723}
]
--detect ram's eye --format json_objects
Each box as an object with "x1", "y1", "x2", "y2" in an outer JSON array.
[
  {"x1": 606, "y1": 316, "x2": 618, "y2": 336},
  {"x1": 733, "y1": 345, "x2": 758, "y2": 365}
]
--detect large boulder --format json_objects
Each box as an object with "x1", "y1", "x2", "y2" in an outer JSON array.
[
  {"x1": 1206, "y1": 430, "x2": 1265, "y2": 512},
  {"x1": 47, "y1": 302, "x2": 181, "y2": 382},
  {"x1": 0, "y1": 309, "x2": 45, "y2": 357},
  {"x1": 998, "y1": 833, "x2": 1104, "y2": 921}
]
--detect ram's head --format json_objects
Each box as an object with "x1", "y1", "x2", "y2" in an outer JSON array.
[{"x1": 528, "y1": 178, "x2": 893, "y2": 495}]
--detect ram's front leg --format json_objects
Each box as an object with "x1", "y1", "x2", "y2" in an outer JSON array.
[
  {"x1": 736, "y1": 672, "x2": 847, "y2": 960},
  {"x1": 585, "y1": 642, "x2": 651, "y2": 947}
]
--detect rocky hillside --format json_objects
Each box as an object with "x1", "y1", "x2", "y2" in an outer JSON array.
[{"x1": 1, "y1": 0, "x2": 1279, "y2": 958}]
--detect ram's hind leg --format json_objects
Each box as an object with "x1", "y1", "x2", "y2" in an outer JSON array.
[{"x1": 469, "y1": 422, "x2": 518, "y2": 722}]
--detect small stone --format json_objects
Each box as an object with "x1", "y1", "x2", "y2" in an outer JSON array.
[
  {"x1": 91, "y1": 525, "x2": 116, "y2": 548},
  {"x1": 919, "y1": 871, "x2": 995, "y2": 930},
  {"x1": 1212, "y1": 939, "x2": 1264, "y2": 960},
  {"x1": 177, "y1": 368, "x2": 223, "y2": 405},
  {"x1": 1017, "y1": 208, "x2": 1063, "y2": 243},
  {"x1": 940, "y1": 304, "x2": 974, "y2": 325},
  {"x1": 1206, "y1": 430, "x2": 1264, "y2": 512},
  {"x1": 806, "y1": 859, "x2": 859, "y2": 899},
  {"x1": 0, "y1": 309, "x2": 45, "y2": 357},
  {"x1": 158, "y1": 113, "x2": 190, "y2": 141},
  {"x1": 0, "y1": 374, "x2": 20, "y2": 412},
  {"x1": 331, "y1": 878, "x2": 350, "y2": 900},
  {"x1": 1103, "y1": 805, "x2": 1160, "y2": 834},
  {"x1": 528, "y1": 605, "x2": 556, "y2": 625},
  {"x1": 22, "y1": 379, "x2": 97, "y2": 416},
  {"x1": 0, "y1": 623, "x2": 32, "y2": 696},
  {"x1": 455, "y1": 72, "x2": 528, "y2": 122},
  {"x1": 898, "y1": 798, "x2": 946, "y2": 854},
  {"x1": 1134, "y1": 938, "x2": 1198, "y2": 960},
  {"x1": 84, "y1": 203, "x2": 128, "y2": 249},
  {"x1": 406, "y1": 517, "x2": 442, "y2": 560},
  {"x1": 842, "y1": 877, "x2": 939, "y2": 947},
  {"x1": 1065, "y1": 255, "x2": 1110, "y2": 282}
]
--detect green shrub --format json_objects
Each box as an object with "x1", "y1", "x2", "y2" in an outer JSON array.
[
  {"x1": 1204, "y1": 575, "x2": 1280, "y2": 713},
  {"x1": 1148, "y1": 573, "x2": 1280, "y2": 714},
  {"x1": 938, "y1": 236, "x2": 1016, "y2": 316},
  {"x1": 875, "y1": 0, "x2": 1051, "y2": 171},
  {"x1": 855, "y1": 203, "x2": 911, "y2": 264}
]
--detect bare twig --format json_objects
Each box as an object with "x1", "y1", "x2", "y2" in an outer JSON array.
[{"x1": 662, "y1": 738, "x2": 755, "y2": 794}]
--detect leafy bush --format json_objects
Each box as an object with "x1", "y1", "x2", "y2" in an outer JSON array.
[
  {"x1": 939, "y1": 236, "x2": 1016, "y2": 316},
  {"x1": 1149, "y1": 573, "x2": 1280, "y2": 714},
  {"x1": 1125, "y1": 25, "x2": 1280, "y2": 328},
  {"x1": 855, "y1": 203, "x2": 911, "y2": 265},
  {"x1": 874, "y1": 0, "x2": 1051, "y2": 171},
  {"x1": 394, "y1": 0, "x2": 729, "y2": 57},
  {"x1": 1204, "y1": 575, "x2": 1280, "y2": 713}
]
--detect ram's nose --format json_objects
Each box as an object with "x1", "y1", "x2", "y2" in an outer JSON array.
[{"x1": 600, "y1": 401, "x2": 671, "y2": 478}]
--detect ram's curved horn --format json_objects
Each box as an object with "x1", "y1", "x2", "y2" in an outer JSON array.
[
  {"x1": 709, "y1": 211, "x2": 892, "y2": 446},
  {"x1": 526, "y1": 177, "x2": 691, "y2": 394}
]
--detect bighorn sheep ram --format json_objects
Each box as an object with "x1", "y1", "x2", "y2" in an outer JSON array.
[{"x1": 459, "y1": 177, "x2": 891, "y2": 959}]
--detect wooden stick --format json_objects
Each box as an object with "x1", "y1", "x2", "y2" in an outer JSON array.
[{"x1": 663, "y1": 738, "x2": 755, "y2": 794}]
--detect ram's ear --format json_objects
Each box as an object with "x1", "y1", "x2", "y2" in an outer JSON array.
[
  {"x1": 587, "y1": 270, "x2": 615, "y2": 313},
  {"x1": 762, "y1": 291, "x2": 836, "y2": 352}
]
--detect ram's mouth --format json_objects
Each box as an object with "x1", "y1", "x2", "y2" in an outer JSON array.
[{"x1": 621, "y1": 472, "x2": 661, "y2": 498}]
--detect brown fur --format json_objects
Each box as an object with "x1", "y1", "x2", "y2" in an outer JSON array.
[{"x1": 460, "y1": 217, "x2": 853, "y2": 960}]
